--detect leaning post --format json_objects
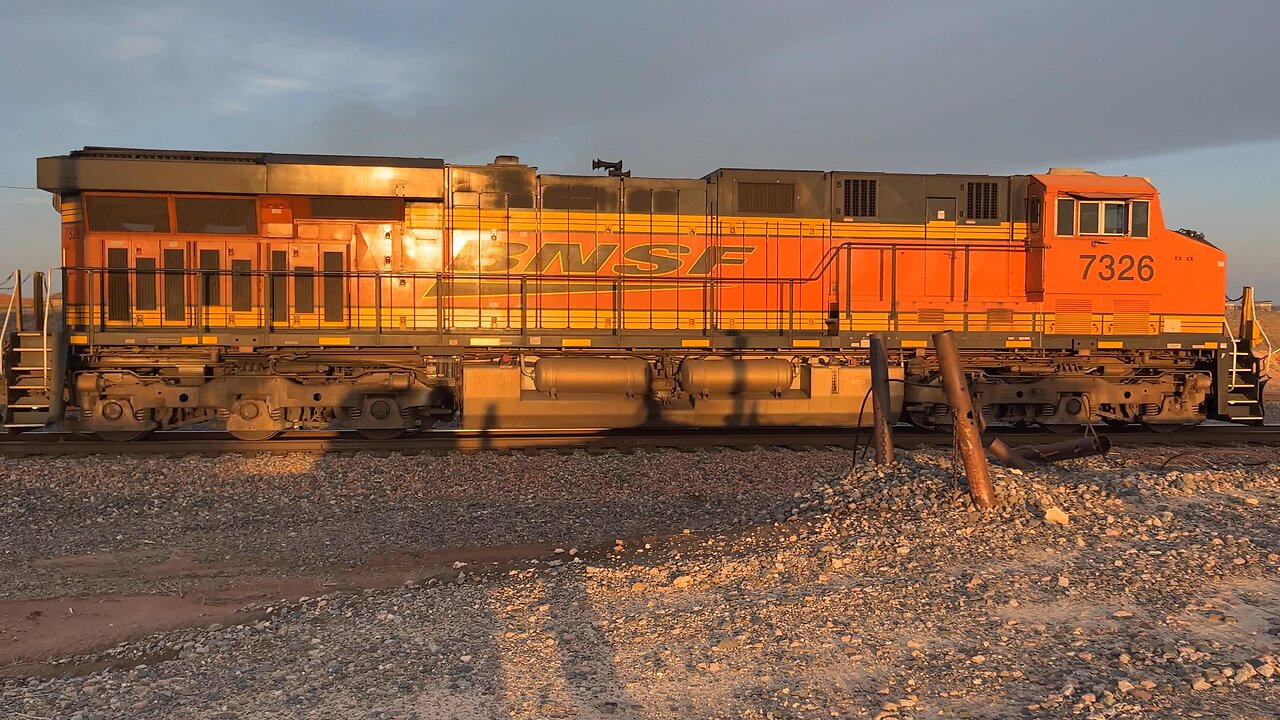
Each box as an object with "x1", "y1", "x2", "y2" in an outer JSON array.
[
  {"x1": 868, "y1": 333, "x2": 894, "y2": 464},
  {"x1": 31, "y1": 271, "x2": 46, "y2": 333},
  {"x1": 931, "y1": 330, "x2": 995, "y2": 508}
]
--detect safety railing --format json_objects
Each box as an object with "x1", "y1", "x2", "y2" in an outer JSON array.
[
  {"x1": 61, "y1": 239, "x2": 1034, "y2": 340},
  {"x1": 0, "y1": 270, "x2": 16, "y2": 377}
]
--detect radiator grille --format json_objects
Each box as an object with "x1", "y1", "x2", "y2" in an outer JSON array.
[
  {"x1": 86, "y1": 196, "x2": 170, "y2": 232},
  {"x1": 737, "y1": 182, "x2": 795, "y2": 214},
  {"x1": 176, "y1": 197, "x2": 257, "y2": 234},
  {"x1": 966, "y1": 182, "x2": 999, "y2": 220},
  {"x1": 1053, "y1": 299, "x2": 1093, "y2": 334}
]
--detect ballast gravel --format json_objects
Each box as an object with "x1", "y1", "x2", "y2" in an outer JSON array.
[{"x1": 4, "y1": 443, "x2": 1280, "y2": 719}]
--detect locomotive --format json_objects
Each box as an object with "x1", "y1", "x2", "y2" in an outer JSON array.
[{"x1": 2, "y1": 146, "x2": 1266, "y2": 439}]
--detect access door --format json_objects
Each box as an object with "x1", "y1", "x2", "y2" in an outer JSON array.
[
  {"x1": 268, "y1": 242, "x2": 349, "y2": 330},
  {"x1": 924, "y1": 197, "x2": 957, "y2": 299}
]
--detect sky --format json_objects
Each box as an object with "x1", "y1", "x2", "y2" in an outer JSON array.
[{"x1": 1, "y1": 0, "x2": 1278, "y2": 298}]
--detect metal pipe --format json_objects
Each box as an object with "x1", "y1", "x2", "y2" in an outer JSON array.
[
  {"x1": 932, "y1": 330, "x2": 995, "y2": 508},
  {"x1": 868, "y1": 333, "x2": 894, "y2": 464},
  {"x1": 1015, "y1": 435, "x2": 1112, "y2": 463},
  {"x1": 986, "y1": 437, "x2": 1034, "y2": 471}
]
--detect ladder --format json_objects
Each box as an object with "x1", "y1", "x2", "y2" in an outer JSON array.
[
  {"x1": 1, "y1": 270, "x2": 59, "y2": 433},
  {"x1": 1222, "y1": 286, "x2": 1271, "y2": 424}
]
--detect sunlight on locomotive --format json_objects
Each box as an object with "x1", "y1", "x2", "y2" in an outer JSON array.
[{"x1": 402, "y1": 227, "x2": 443, "y2": 271}]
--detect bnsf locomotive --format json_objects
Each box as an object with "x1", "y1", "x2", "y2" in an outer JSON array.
[{"x1": 8, "y1": 146, "x2": 1266, "y2": 440}]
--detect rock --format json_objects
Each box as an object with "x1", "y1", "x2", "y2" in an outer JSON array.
[
  {"x1": 1192, "y1": 679, "x2": 1211, "y2": 691},
  {"x1": 1044, "y1": 507, "x2": 1070, "y2": 525},
  {"x1": 671, "y1": 575, "x2": 694, "y2": 589}
]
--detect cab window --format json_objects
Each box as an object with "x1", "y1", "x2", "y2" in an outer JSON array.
[
  {"x1": 1074, "y1": 200, "x2": 1145, "y2": 236},
  {"x1": 1130, "y1": 200, "x2": 1149, "y2": 238},
  {"x1": 1056, "y1": 198, "x2": 1074, "y2": 236}
]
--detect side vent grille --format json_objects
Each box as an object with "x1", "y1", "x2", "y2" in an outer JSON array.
[
  {"x1": 985, "y1": 307, "x2": 1014, "y2": 331},
  {"x1": 966, "y1": 182, "x2": 999, "y2": 220},
  {"x1": 1113, "y1": 299, "x2": 1153, "y2": 335},
  {"x1": 737, "y1": 182, "x2": 795, "y2": 214},
  {"x1": 843, "y1": 179, "x2": 877, "y2": 217},
  {"x1": 916, "y1": 308, "x2": 946, "y2": 325},
  {"x1": 310, "y1": 196, "x2": 402, "y2": 220},
  {"x1": 1053, "y1": 299, "x2": 1093, "y2": 334}
]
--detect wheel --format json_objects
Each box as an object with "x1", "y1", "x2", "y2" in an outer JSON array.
[
  {"x1": 356, "y1": 428, "x2": 406, "y2": 440},
  {"x1": 1140, "y1": 422, "x2": 1184, "y2": 434},
  {"x1": 1041, "y1": 423, "x2": 1083, "y2": 434},
  {"x1": 908, "y1": 410, "x2": 950, "y2": 432},
  {"x1": 95, "y1": 430, "x2": 150, "y2": 442},
  {"x1": 228, "y1": 429, "x2": 281, "y2": 441},
  {"x1": 1102, "y1": 418, "x2": 1130, "y2": 428}
]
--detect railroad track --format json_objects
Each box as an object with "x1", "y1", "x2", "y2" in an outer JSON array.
[{"x1": 0, "y1": 424, "x2": 1278, "y2": 457}]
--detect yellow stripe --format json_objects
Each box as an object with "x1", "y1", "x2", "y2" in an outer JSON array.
[
  {"x1": 792, "y1": 339, "x2": 821, "y2": 348},
  {"x1": 561, "y1": 338, "x2": 592, "y2": 347},
  {"x1": 901, "y1": 339, "x2": 928, "y2": 348},
  {"x1": 1004, "y1": 339, "x2": 1032, "y2": 348},
  {"x1": 681, "y1": 338, "x2": 710, "y2": 348},
  {"x1": 318, "y1": 336, "x2": 351, "y2": 346},
  {"x1": 201, "y1": 336, "x2": 219, "y2": 345},
  {"x1": 180, "y1": 336, "x2": 199, "y2": 345},
  {"x1": 70, "y1": 334, "x2": 88, "y2": 344},
  {"x1": 469, "y1": 337, "x2": 501, "y2": 346},
  {"x1": 1097, "y1": 340, "x2": 1124, "y2": 349}
]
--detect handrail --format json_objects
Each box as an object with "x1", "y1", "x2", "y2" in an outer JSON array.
[
  {"x1": 0, "y1": 270, "x2": 16, "y2": 378},
  {"x1": 41, "y1": 269, "x2": 52, "y2": 389}
]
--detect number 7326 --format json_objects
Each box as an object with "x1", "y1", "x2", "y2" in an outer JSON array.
[{"x1": 1079, "y1": 254, "x2": 1154, "y2": 281}]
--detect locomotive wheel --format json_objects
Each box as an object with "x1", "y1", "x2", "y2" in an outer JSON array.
[
  {"x1": 95, "y1": 430, "x2": 150, "y2": 442},
  {"x1": 228, "y1": 428, "x2": 281, "y2": 441},
  {"x1": 908, "y1": 411, "x2": 945, "y2": 431},
  {"x1": 356, "y1": 428, "x2": 406, "y2": 440},
  {"x1": 1041, "y1": 423, "x2": 1083, "y2": 434}
]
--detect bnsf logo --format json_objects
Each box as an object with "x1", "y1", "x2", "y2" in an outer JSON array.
[{"x1": 447, "y1": 241, "x2": 756, "y2": 276}]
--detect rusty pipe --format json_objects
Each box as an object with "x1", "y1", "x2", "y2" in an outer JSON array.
[
  {"x1": 932, "y1": 330, "x2": 995, "y2": 508},
  {"x1": 1015, "y1": 435, "x2": 1112, "y2": 464},
  {"x1": 869, "y1": 333, "x2": 894, "y2": 464},
  {"x1": 987, "y1": 437, "x2": 1035, "y2": 471}
]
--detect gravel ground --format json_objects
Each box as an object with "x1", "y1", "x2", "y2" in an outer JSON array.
[
  {"x1": 0, "y1": 449, "x2": 848, "y2": 601},
  {"x1": 4, "y1": 443, "x2": 1280, "y2": 719}
]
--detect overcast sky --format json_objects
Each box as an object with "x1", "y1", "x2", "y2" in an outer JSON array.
[{"x1": 2, "y1": 0, "x2": 1278, "y2": 297}]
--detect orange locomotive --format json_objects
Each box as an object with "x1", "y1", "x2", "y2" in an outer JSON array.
[{"x1": 7, "y1": 147, "x2": 1265, "y2": 439}]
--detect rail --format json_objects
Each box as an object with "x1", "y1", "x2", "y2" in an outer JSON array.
[{"x1": 0, "y1": 423, "x2": 1276, "y2": 457}]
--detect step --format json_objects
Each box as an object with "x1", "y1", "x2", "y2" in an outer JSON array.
[
  {"x1": 4, "y1": 402, "x2": 50, "y2": 410},
  {"x1": 1227, "y1": 399, "x2": 1263, "y2": 405},
  {"x1": 12, "y1": 333, "x2": 54, "y2": 349}
]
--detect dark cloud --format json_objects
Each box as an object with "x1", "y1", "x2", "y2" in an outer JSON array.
[{"x1": 1, "y1": 0, "x2": 1279, "y2": 283}]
